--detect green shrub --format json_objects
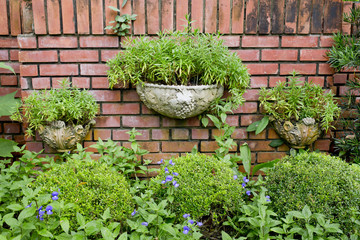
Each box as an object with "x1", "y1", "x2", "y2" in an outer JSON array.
[
  {"x1": 266, "y1": 152, "x2": 360, "y2": 233},
  {"x1": 151, "y1": 153, "x2": 245, "y2": 222},
  {"x1": 34, "y1": 157, "x2": 133, "y2": 230}
]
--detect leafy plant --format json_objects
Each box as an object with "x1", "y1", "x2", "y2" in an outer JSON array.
[
  {"x1": 265, "y1": 151, "x2": 360, "y2": 234},
  {"x1": 11, "y1": 79, "x2": 99, "y2": 136},
  {"x1": 105, "y1": 6, "x2": 137, "y2": 36},
  {"x1": 258, "y1": 71, "x2": 340, "y2": 131}
]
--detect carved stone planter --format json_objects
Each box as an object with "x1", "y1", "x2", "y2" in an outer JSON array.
[
  {"x1": 38, "y1": 120, "x2": 96, "y2": 152},
  {"x1": 271, "y1": 117, "x2": 321, "y2": 149},
  {"x1": 136, "y1": 83, "x2": 224, "y2": 119}
]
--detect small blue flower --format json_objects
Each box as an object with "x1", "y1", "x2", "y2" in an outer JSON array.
[
  {"x1": 165, "y1": 175, "x2": 173, "y2": 182},
  {"x1": 183, "y1": 226, "x2": 190, "y2": 234},
  {"x1": 183, "y1": 213, "x2": 190, "y2": 218},
  {"x1": 25, "y1": 203, "x2": 32, "y2": 208},
  {"x1": 36, "y1": 215, "x2": 44, "y2": 221},
  {"x1": 46, "y1": 205, "x2": 53, "y2": 215},
  {"x1": 173, "y1": 180, "x2": 177, "y2": 185},
  {"x1": 161, "y1": 180, "x2": 166, "y2": 184},
  {"x1": 188, "y1": 219, "x2": 194, "y2": 224},
  {"x1": 173, "y1": 172, "x2": 179, "y2": 176},
  {"x1": 265, "y1": 196, "x2": 271, "y2": 202},
  {"x1": 242, "y1": 182, "x2": 246, "y2": 188},
  {"x1": 131, "y1": 210, "x2": 136, "y2": 216},
  {"x1": 52, "y1": 191, "x2": 59, "y2": 201},
  {"x1": 197, "y1": 222, "x2": 203, "y2": 226},
  {"x1": 141, "y1": 222, "x2": 148, "y2": 226},
  {"x1": 233, "y1": 175, "x2": 238, "y2": 180},
  {"x1": 164, "y1": 167, "x2": 169, "y2": 173},
  {"x1": 169, "y1": 160, "x2": 175, "y2": 166},
  {"x1": 157, "y1": 159, "x2": 164, "y2": 164},
  {"x1": 243, "y1": 177, "x2": 249, "y2": 183},
  {"x1": 246, "y1": 190, "x2": 251, "y2": 196},
  {"x1": 174, "y1": 183, "x2": 180, "y2": 188}
]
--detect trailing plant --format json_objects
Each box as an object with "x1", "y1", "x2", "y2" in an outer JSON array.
[
  {"x1": 11, "y1": 79, "x2": 99, "y2": 137},
  {"x1": 105, "y1": 6, "x2": 137, "y2": 36},
  {"x1": 258, "y1": 71, "x2": 340, "y2": 132},
  {"x1": 265, "y1": 151, "x2": 360, "y2": 234},
  {"x1": 107, "y1": 17, "x2": 250, "y2": 105}
]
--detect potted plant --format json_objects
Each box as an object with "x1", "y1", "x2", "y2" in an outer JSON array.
[
  {"x1": 11, "y1": 79, "x2": 99, "y2": 152},
  {"x1": 256, "y1": 72, "x2": 340, "y2": 149},
  {"x1": 107, "y1": 21, "x2": 250, "y2": 119}
]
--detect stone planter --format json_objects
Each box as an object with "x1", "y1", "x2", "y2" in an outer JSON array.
[
  {"x1": 271, "y1": 117, "x2": 321, "y2": 149},
  {"x1": 136, "y1": 83, "x2": 224, "y2": 119},
  {"x1": 38, "y1": 120, "x2": 96, "y2": 152}
]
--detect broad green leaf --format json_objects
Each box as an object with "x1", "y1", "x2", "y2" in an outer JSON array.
[
  {"x1": 6, "y1": 204, "x2": 23, "y2": 211},
  {"x1": 0, "y1": 62, "x2": 15, "y2": 74},
  {"x1": 246, "y1": 120, "x2": 260, "y2": 132},
  {"x1": 252, "y1": 159, "x2": 280, "y2": 176},
  {"x1": 207, "y1": 114, "x2": 221, "y2": 129},
  {"x1": 121, "y1": 0, "x2": 128, "y2": 8},
  {"x1": 302, "y1": 205, "x2": 312, "y2": 220},
  {"x1": 60, "y1": 218, "x2": 70, "y2": 234},
  {"x1": 38, "y1": 229, "x2": 54, "y2": 238},
  {"x1": 18, "y1": 206, "x2": 36, "y2": 220},
  {"x1": 255, "y1": 116, "x2": 269, "y2": 135},
  {"x1": 240, "y1": 143, "x2": 251, "y2": 175},
  {"x1": 145, "y1": 214, "x2": 157, "y2": 224},
  {"x1": 118, "y1": 232, "x2": 128, "y2": 240},
  {"x1": 76, "y1": 212, "x2": 86, "y2": 227},
  {"x1": 159, "y1": 223, "x2": 177, "y2": 237},
  {"x1": 85, "y1": 221, "x2": 102, "y2": 235},
  {"x1": 220, "y1": 113, "x2": 227, "y2": 123},
  {"x1": 21, "y1": 222, "x2": 36, "y2": 230},
  {"x1": 221, "y1": 231, "x2": 233, "y2": 240},
  {"x1": 269, "y1": 139, "x2": 284, "y2": 148},
  {"x1": 4, "y1": 217, "x2": 19, "y2": 228},
  {"x1": 288, "y1": 210, "x2": 304, "y2": 219},
  {"x1": 0, "y1": 91, "x2": 20, "y2": 117},
  {"x1": 101, "y1": 227, "x2": 114, "y2": 240},
  {"x1": 271, "y1": 227, "x2": 285, "y2": 234},
  {"x1": 201, "y1": 117, "x2": 209, "y2": 127},
  {"x1": 102, "y1": 208, "x2": 111, "y2": 220}
]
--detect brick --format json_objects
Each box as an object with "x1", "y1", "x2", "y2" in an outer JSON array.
[
  {"x1": 262, "y1": 49, "x2": 298, "y2": 61},
  {"x1": 323, "y1": 0, "x2": 342, "y2": 34},
  {"x1": 38, "y1": 36, "x2": 78, "y2": 48},
  {"x1": 269, "y1": 76, "x2": 286, "y2": 87},
  {"x1": 284, "y1": 0, "x2": 297, "y2": 33},
  {"x1": 297, "y1": 0, "x2": 311, "y2": 34},
  {"x1": 0, "y1": 37, "x2": 18, "y2": 48},
  {"x1": 176, "y1": 0, "x2": 188, "y2": 30},
  {"x1": 246, "y1": 64, "x2": 279, "y2": 75},
  {"x1": 248, "y1": 140, "x2": 273, "y2": 151},
  {"x1": 257, "y1": 152, "x2": 286, "y2": 163},
  {"x1": 10, "y1": 0, "x2": 21, "y2": 36},
  {"x1": 61, "y1": 0, "x2": 76, "y2": 34},
  {"x1": 280, "y1": 64, "x2": 316, "y2": 75},
  {"x1": 104, "y1": 0, "x2": 117, "y2": 34},
  {"x1": 250, "y1": 77, "x2": 267, "y2": 88},
  {"x1": 51, "y1": 78, "x2": 67, "y2": 88},
  {"x1": 258, "y1": 0, "x2": 271, "y2": 34},
  {"x1": 95, "y1": 116, "x2": 121, "y2": 127},
  {"x1": 161, "y1": 0, "x2": 174, "y2": 32},
  {"x1": 125, "y1": 142, "x2": 160, "y2": 153},
  {"x1": 162, "y1": 117, "x2": 200, "y2": 127},
  {"x1": 94, "y1": 129, "x2": 111, "y2": 140},
  {"x1": 249, "y1": 130, "x2": 266, "y2": 139},
  {"x1": 318, "y1": 63, "x2": 334, "y2": 75},
  {"x1": 267, "y1": 128, "x2": 279, "y2": 139},
  {"x1": 231, "y1": 128, "x2": 247, "y2": 139},
  {"x1": 4, "y1": 123, "x2": 20, "y2": 134},
  {"x1": 92, "y1": 77, "x2": 110, "y2": 88},
  {"x1": 80, "y1": 64, "x2": 108, "y2": 76},
  {"x1": 314, "y1": 139, "x2": 330, "y2": 151},
  {"x1": 241, "y1": 115, "x2": 262, "y2": 126},
  {"x1": 271, "y1": 0, "x2": 285, "y2": 34},
  {"x1": 19, "y1": 50, "x2": 58, "y2": 63},
  {"x1": 20, "y1": 77, "x2": 29, "y2": 89},
  {"x1": 20, "y1": 65, "x2": 38, "y2": 76},
  {"x1": 123, "y1": 90, "x2": 141, "y2": 101},
  {"x1": 226, "y1": 115, "x2": 239, "y2": 126},
  {"x1": 33, "y1": 77, "x2": 51, "y2": 89},
  {"x1": 0, "y1": 63, "x2": 20, "y2": 74},
  {"x1": 73, "y1": 77, "x2": 90, "y2": 88},
  {"x1": 245, "y1": 0, "x2": 258, "y2": 33},
  {"x1": 60, "y1": 50, "x2": 99, "y2": 62},
  {"x1": 191, "y1": 129, "x2": 209, "y2": 140},
  {"x1": 32, "y1": 0, "x2": 47, "y2": 34},
  {"x1": 201, "y1": 141, "x2": 236, "y2": 152},
  {"x1": 1, "y1": 75, "x2": 17, "y2": 86},
  {"x1": 47, "y1": 0, "x2": 61, "y2": 34},
  {"x1": 79, "y1": 36, "x2": 119, "y2": 48},
  {"x1": 282, "y1": 36, "x2": 318, "y2": 48},
  {"x1": 300, "y1": 49, "x2": 328, "y2": 61},
  {"x1": 341, "y1": 2, "x2": 353, "y2": 35},
  {"x1": 221, "y1": 36, "x2": 241, "y2": 47},
  {"x1": 0, "y1": 50, "x2": 8, "y2": 60},
  {"x1": 311, "y1": 0, "x2": 323, "y2": 33},
  {"x1": 218, "y1": 0, "x2": 231, "y2": 33},
  {"x1": 113, "y1": 129, "x2": 149, "y2": 141},
  {"x1": 10, "y1": 50, "x2": 19, "y2": 61},
  {"x1": 0, "y1": 88, "x2": 20, "y2": 97},
  {"x1": 163, "y1": 141, "x2": 198, "y2": 152},
  {"x1": 308, "y1": 76, "x2": 324, "y2": 87},
  {"x1": 146, "y1": 0, "x2": 160, "y2": 34},
  {"x1": 233, "y1": 49, "x2": 260, "y2": 61},
  {"x1": 205, "y1": 0, "x2": 217, "y2": 33},
  {"x1": 40, "y1": 64, "x2": 78, "y2": 76},
  {"x1": 84, "y1": 129, "x2": 92, "y2": 140},
  {"x1": 233, "y1": 102, "x2": 258, "y2": 113},
  {"x1": 89, "y1": 90, "x2": 120, "y2": 101},
  {"x1": 133, "y1": 0, "x2": 146, "y2": 34},
  {"x1": 102, "y1": 103, "x2": 140, "y2": 114},
  {"x1": 26, "y1": 142, "x2": 44, "y2": 152},
  {"x1": 191, "y1": 1, "x2": 203, "y2": 31},
  {"x1": 76, "y1": 0, "x2": 90, "y2": 34},
  {"x1": 0, "y1": 0, "x2": 9, "y2": 35},
  {"x1": 101, "y1": 50, "x2": 121, "y2": 62},
  {"x1": 152, "y1": 129, "x2": 169, "y2": 140},
  {"x1": 242, "y1": 36, "x2": 279, "y2": 47},
  {"x1": 172, "y1": 129, "x2": 189, "y2": 140},
  {"x1": 232, "y1": 0, "x2": 244, "y2": 33},
  {"x1": 91, "y1": 0, "x2": 104, "y2": 34},
  {"x1": 333, "y1": 74, "x2": 347, "y2": 85},
  {"x1": 17, "y1": 35, "x2": 37, "y2": 49},
  {"x1": 123, "y1": 116, "x2": 160, "y2": 127},
  {"x1": 143, "y1": 153, "x2": 179, "y2": 164},
  {"x1": 320, "y1": 36, "x2": 334, "y2": 47},
  {"x1": 141, "y1": 104, "x2": 157, "y2": 114}
]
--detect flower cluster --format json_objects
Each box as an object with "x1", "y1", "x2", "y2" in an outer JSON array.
[
  {"x1": 159, "y1": 159, "x2": 179, "y2": 188},
  {"x1": 36, "y1": 191, "x2": 59, "y2": 221},
  {"x1": 234, "y1": 175, "x2": 251, "y2": 196},
  {"x1": 182, "y1": 213, "x2": 202, "y2": 235}
]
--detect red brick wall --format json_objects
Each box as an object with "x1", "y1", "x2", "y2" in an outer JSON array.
[{"x1": 0, "y1": 0, "x2": 354, "y2": 165}]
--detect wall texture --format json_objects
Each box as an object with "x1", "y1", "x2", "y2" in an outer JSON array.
[{"x1": 0, "y1": 0, "x2": 356, "y2": 169}]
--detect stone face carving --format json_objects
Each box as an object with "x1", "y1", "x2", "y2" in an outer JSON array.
[
  {"x1": 136, "y1": 83, "x2": 224, "y2": 119},
  {"x1": 271, "y1": 117, "x2": 321, "y2": 149},
  {"x1": 38, "y1": 120, "x2": 96, "y2": 152}
]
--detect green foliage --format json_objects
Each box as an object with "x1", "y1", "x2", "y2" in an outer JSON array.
[
  {"x1": 107, "y1": 20, "x2": 250, "y2": 104},
  {"x1": 0, "y1": 63, "x2": 15, "y2": 74},
  {"x1": 151, "y1": 154, "x2": 245, "y2": 224},
  {"x1": 265, "y1": 151, "x2": 360, "y2": 234},
  {"x1": 33, "y1": 152, "x2": 134, "y2": 230},
  {"x1": 259, "y1": 71, "x2": 340, "y2": 131},
  {"x1": 11, "y1": 79, "x2": 99, "y2": 136},
  {"x1": 105, "y1": 6, "x2": 137, "y2": 36}
]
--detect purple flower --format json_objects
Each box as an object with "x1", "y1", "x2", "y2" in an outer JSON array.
[
  {"x1": 265, "y1": 196, "x2": 271, "y2": 202},
  {"x1": 173, "y1": 180, "x2": 177, "y2": 186},
  {"x1": 183, "y1": 226, "x2": 190, "y2": 234},
  {"x1": 183, "y1": 213, "x2": 190, "y2": 218},
  {"x1": 141, "y1": 222, "x2": 148, "y2": 226},
  {"x1": 233, "y1": 175, "x2": 238, "y2": 180},
  {"x1": 174, "y1": 183, "x2": 180, "y2": 188},
  {"x1": 169, "y1": 160, "x2": 175, "y2": 166},
  {"x1": 172, "y1": 172, "x2": 179, "y2": 176},
  {"x1": 157, "y1": 159, "x2": 164, "y2": 164},
  {"x1": 197, "y1": 222, "x2": 203, "y2": 226},
  {"x1": 243, "y1": 177, "x2": 249, "y2": 183},
  {"x1": 242, "y1": 182, "x2": 246, "y2": 188},
  {"x1": 25, "y1": 203, "x2": 32, "y2": 208},
  {"x1": 36, "y1": 215, "x2": 44, "y2": 221},
  {"x1": 131, "y1": 210, "x2": 136, "y2": 216},
  {"x1": 161, "y1": 180, "x2": 166, "y2": 184},
  {"x1": 46, "y1": 205, "x2": 53, "y2": 215},
  {"x1": 52, "y1": 191, "x2": 59, "y2": 201},
  {"x1": 246, "y1": 190, "x2": 251, "y2": 196},
  {"x1": 188, "y1": 219, "x2": 194, "y2": 224},
  {"x1": 164, "y1": 167, "x2": 169, "y2": 173},
  {"x1": 165, "y1": 175, "x2": 173, "y2": 182}
]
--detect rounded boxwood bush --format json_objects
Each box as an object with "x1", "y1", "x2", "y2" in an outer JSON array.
[
  {"x1": 34, "y1": 158, "x2": 133, "y2": 229},
  {"x1": 152, "y1": 153, "x2": 245, "y2": 222},
  {"x1": 266, "y1": 152, "x2": 360, "y2": 233}
]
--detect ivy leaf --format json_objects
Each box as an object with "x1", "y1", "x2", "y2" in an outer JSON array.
[
  {"x1": 246, "y1": 120, "x2": 260, "y2": 132},
  {"x1": 255, "y1": 116, "x2": 269, "y2": 135},
  {"x1": 269, "y1": 139, "x2": 284, "y2": 148}
]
